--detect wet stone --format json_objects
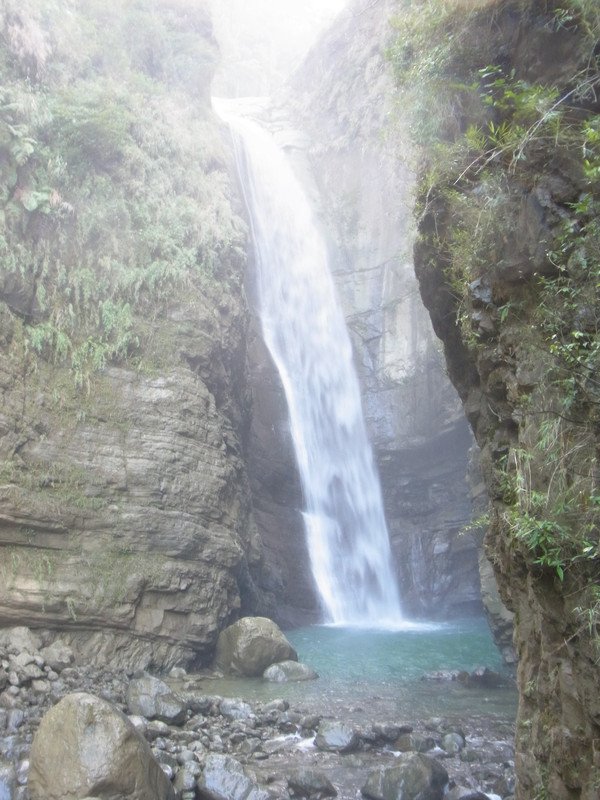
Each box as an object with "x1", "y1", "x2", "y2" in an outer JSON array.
[
  {"x1": 442, "y1": 732, "x2": 465, "y2": 755},
  {"x1": 396, "y1": 733, "x2": 436, "y2": 753},
  {"x1": 197, "y1": 754, "x2": 270, "y2": 800},
  {"x1": 361, "y1": 754, "x2": 448, "y2": 800},
  {"x1": 288, "y1": 768, "x2": 338, "y2": 798},
  {"x1": 315, "y1": 721, "x2": 360, "y2": 754}
]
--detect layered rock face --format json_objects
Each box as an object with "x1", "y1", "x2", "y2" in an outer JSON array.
[
  {"x1": 284, "y1": 0, "x2": 483, "y2": 618},
  {"x1": 0, "y1": 0, "x2": 269, "y2": 669},
  {"x1": 0, "y1": 304, "x2": 262, "y2": 669},
  {"x1": 245, "y1": 327, "x2": 320, "y2": 626}
]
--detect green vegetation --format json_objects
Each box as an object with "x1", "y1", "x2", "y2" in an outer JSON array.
[
  {"x1": 0, "y1": 0, "x2": 246, "y2": 389},
  {"x1": 388, "y1": 0, "x2": 600, "y2": 647}
]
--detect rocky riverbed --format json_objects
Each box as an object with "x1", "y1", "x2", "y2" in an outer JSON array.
[{"x1": 0, "y1": 627, "x2": 516, "y2": 800}]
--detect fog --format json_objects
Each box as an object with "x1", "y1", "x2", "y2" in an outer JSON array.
[{"x1": 208, "y1": 0, "x2": 348, "y2": 96}]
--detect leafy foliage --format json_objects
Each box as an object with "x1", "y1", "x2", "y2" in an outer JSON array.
[{"x1": 0, "y1": 0, "x2": 245, "y2": 388}]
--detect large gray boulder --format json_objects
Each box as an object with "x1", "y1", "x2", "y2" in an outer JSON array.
[
  {"x1": 263, "y1": 660, "x2": 318, "y2": 682},
  {"x1": 215, "y1": 617, "x2": 297, "y2": 677},
  {"x1": 127, "y1": 674, "x2": 187, "y2": 725},
  {"x1": 28, "y1": 692, "x2": 175, "y2": 800},
  {"x1": 197, "y1": 754, "x2": 269, "y2": 800},
  {"x1": 361, "y1": 754, "x2": 448, "y2": 800}
]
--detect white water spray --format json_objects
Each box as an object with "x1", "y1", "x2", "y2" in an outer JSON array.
[{"x1": 216, "y1": 100, "x2": 403, "y2": 627}]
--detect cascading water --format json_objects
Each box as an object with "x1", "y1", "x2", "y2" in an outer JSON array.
[{"x1": 216, "y1": 100, "x2": 403, "y2": 627}]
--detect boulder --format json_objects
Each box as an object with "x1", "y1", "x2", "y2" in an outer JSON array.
[
  {"x1": 288, "y1": 768, "x2": 337, "y2": 798},
  {"x1": 263, "y1": 661, "x2": 318, "y2": 682},
  {"x1": 361, "y1": 754, "x2": 448, "y2": 800},
  {"x1": 0, "y1": 627, "x2": 41, "y2": 655},
  {"x1": 315, "y1": 721, "x2": 360, "y2": 754},
  {"x1": 27, "y1": 692, "x2": 175, "y2": 800},
  {"x1": 215, "y1": 617, "x2": 297, "y2": 677},
  {"x1": 39, "y1": 641, "x2": 74, "y2": 672},
  {"x1": 219, "y1": 698, "x2": 254, "y2": 721},
  {"x1": 127, "y1": 674, "x2": 187, "y2": 725},
  {"x1": 197, "y1": 754, "x2": 269, "y2": 800}
]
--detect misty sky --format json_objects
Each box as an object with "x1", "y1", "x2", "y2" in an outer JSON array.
[{"x1": 209, "y1": 0, "x2": 349, "y2": 96}]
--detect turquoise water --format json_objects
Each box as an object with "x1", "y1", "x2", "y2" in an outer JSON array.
[
  {"x1": 287, "y1": 618, "x2": 504, "y2": 681},
  {"x1": 200, "y1": 619, "x2": 517, "y2": 723}
]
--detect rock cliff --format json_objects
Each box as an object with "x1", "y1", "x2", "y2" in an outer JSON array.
[
  {"x1": 0, "y1": 0, "x2": 270, "y2": 669},
  {"x1": 394, "y1": 1, "x2": 600, "y2": 796}
]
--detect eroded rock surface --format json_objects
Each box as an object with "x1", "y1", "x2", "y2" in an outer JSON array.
[
  {"x1": 28, "y1": 692, "x2": 175, "y2": 800},
  {"x1": 215, "y1": 617, "x2": 298, "y2": 677}
]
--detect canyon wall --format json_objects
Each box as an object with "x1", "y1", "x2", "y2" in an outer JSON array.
[
  {"x1": 393, "y1": 1, "x2": 600, "y2": 796},
  {"x1": 0, "y1": 0, "x2": 272, "y2": 669}
]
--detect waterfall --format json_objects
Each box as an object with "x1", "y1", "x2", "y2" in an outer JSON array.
[{"x1": 216, "y1": 100, "x2": 403, "y2": 627}]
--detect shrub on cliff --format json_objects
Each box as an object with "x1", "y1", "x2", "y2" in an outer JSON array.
[
  {"x1": 0, "y1": 0, "x2": 245, "y2": 389},
  {"x1": 388, "y1": 1, "x2": 600, "y2": 797}
]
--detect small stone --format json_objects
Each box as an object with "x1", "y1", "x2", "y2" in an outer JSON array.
[
  {"x1": 315, "y1": 721, "x2": 360, "y2": 754},
  {"x1": 288, "y1": 768, "x2": 337, "y2": 798},
  {"x1": 263, "y1": 661, "x2": 318, "y2": 683},
  {"x1": 177, "y1": 749, "x2": 195, "y2": 764},
  {"x1": 174, "y1": 764, "x2": 198, "y2": 793},
  {"x1": 372, "y1": 723, "x2": 413, "y2": 742},
  {"x1": 187, "y1": 695, "x2": 220, "y2": 715},
  {"x1": 31, "y1": 680, "x2": 51, "y2": 694},
  {"x1": 300, "y1": 714, "x2": 321, "y2": 732},
  {"x1": 199, "y1": 754, "x2": 270, "y2": 799},
  {"x1": 128, "y1": 715, "x2": 148, "y2": 734},
  {"x1": 10, "y1": 653, "x2": 35, "y2": 669},
  {"x1": 262, "y1": 699, "x2": 289, "y2": 713},
  {"x1": 38, "y1": 642, "x2": 74, "y2": 673},
  {"x1": 169, "y1": 667, "x2": 187, "y2": 680},
  {"x1": 127, "y1": 674, "x2": 186, "y2": 726},
  {"x1": 7, "y1": 709, "x2": 24, "y2": 732},
  {"x1": 0, "y1": 628, "x2": 41, "y2": 655},
  {"x1": 146, "y1": 720, "x2": 170, "y2": 741},
  {"x1": 442, "y1": 732, "x2": 465, "y2": 755},
  {"x1": 361, "y1": 754, "x2": 448, "y2": 800},
  {"x1": 220, "y1": 698, "x2": 254, "y2": 721},
  {"x1": 16, "y1": 758, "x2": 29, "y2": 785}
]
